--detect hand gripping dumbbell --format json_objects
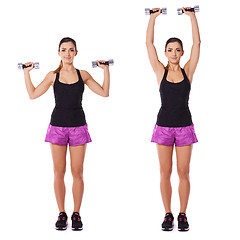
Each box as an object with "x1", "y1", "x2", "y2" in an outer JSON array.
[
  {"x1": 145, "y1": 8, "x2": 167, "y2": 15},
  {"x1": 18, "y1": 62, "x2": 40, "y2": 70},
  {"x1": 92, "y1": 59, "x2": 114, "y2": 68},
  {"x1": 177, "y1": 5, "x2": 199, "y2": 15}
]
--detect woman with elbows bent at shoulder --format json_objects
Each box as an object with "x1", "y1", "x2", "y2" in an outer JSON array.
[
  {"x1": 23, "y1": 37, "x2": 110, "y2": 231},
  {"x1": 146, "y1": 8, "x2": 200, "y2": 231}
]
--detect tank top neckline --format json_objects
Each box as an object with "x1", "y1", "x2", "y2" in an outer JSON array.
[
  {"x1": 57, "y1": 68, "x2": 80, "y2": 85},
  {"x1": 164, "y1": 68, "x2": 186, "y2": 84}
]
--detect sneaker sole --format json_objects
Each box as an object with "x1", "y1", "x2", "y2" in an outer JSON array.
[
  {"x1": 72, "y1": 227, "x2": 83, "y2": 231},
  {"x1": 162, "y1": 227, "x2": 173, "y2": 231},
  {"x1": 162, "y1": 224, "x2": 174, "y2": 231},
  {"x1": 178, "y1": 227, "x2": 189, "y2": 231},
  {"x1": 56, "y1": 222, "x2": 68, "y2": 230}
]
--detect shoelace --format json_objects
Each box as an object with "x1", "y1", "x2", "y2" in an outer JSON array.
[
  {"x1": 178, "y1": 214, "x2": 187, "y2": 223},
  {"x1": 58, "y1": 213, "x2": 67, "y2": 222},
  {"x1": 72, "y1": 214, "x2": 81, "y2": 222},
  {"x1": 164, "y1": 214, "x2": 173, "y2": 222}
]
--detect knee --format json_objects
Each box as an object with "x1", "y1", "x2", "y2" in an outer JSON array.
[
  {"x1": 160, "y1": 168, "x2": 172, "y2": 180},
  {"x1": 177, "y1": 168, "x2": 189, "y2": 180},
  {"x1": 54, "y1": 168, "x2": 66, "y2": 180},
  {"x1": 71, "y1": 167, "x2": 83, "y2": 180}
]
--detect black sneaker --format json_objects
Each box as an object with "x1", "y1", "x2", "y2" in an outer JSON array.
[
  {"x1": 178, "y1": 213, "x2": 189, "y2": 231},
  {"x1": 162, "y1": 212, "x2": 174, "y2": 231},
  {"x1": 55, "y1": 212, "x2": 68, "y2": 230},
  {"x1": 71, "y1": 212, "x2": 83, "y2": 231}
]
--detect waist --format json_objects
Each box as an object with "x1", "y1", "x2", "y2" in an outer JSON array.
[
  {"x1": 160, "y1": 105, "x2": 190, "y2": 111},
  {"x1": 54, "y1": 106, "x2": 83, "y2": 110}
]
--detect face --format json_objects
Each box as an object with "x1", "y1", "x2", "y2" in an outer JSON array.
[
  {"x1": 165, "y1": 42, "x2": 184, "y2": 64},
  {"x1": 58, "y1": 41, "x2": 78, "y2": 64}
]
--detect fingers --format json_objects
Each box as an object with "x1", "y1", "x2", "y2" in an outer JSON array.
[
  {"x1": 97, "y1": 60, "x2": 109, "y2": 69},
  {"x1": 23, "y1": 62, "x2": 34, "y2": 71},
  {"x1": 183, "y1": 7, "x2": 193, "y2": 14},
  {"x1": 97, "y1": 60, "x2": 105, "y2": 66},
  {"x1": 152, "y1": 8, "x2": 161, "y2": 15}
]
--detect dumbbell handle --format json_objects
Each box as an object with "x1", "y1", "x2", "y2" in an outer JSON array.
[
  {"x1": 145, "y1": 8, "x2": 167, "y2": 15},
  {"x1": 177, "y1": 6, "x2": 199, "y2": 15},
  {"x1": 99, "y1": 61, "x2": 111, "y2": 65},
  {"x1": 150, "y1": 9, "x2": 159, "y2": 14},
  {"x1": 22, "y1": 64, "x2": 33, "y2": 69},
  {"x1": 184, "y1": 8, "x2": 195, "y2": 12},
  {"x1": 18, "y1": 62, "x2": 39, "y2": 69},
  {"x1": 92, "y1": 59, "x2": 114, "y2": 68}
]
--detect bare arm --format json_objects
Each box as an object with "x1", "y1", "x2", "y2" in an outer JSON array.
[
  {"x1": 23, "y1": 62, "x2": 54, "y2": 99},
  {"x1": 81, "y1": 61, "x2": 110, "y2": 97},
  {"x1": 183, "y1": 8, "x2": 201, "y2": 82},
  {"x1": 146, "y1": 8, "x2": 165, "y2": 79}
]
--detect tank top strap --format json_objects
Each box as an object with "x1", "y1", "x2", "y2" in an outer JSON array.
[
  {"x1": 181, "y1": 68, "x2": 191, "y2": 85},
  {"x1": 54, "y1": 72, "x2": 60, "y2": 85},
  {"x1": 181, "y1": 68, "x2": 187, "y2": 79},
  {"x1": 162, "y1": 69, "x2": 168, "y2": 80},
  {"x1": 76, "y1": 68, "x2": 84, "y2": 84}
]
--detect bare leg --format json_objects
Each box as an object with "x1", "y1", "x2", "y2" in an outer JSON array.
[
  {"x1": 50, "y1": 143, "x2": 67, "y2": 213},
  {"x1": 176, "y1": 144, "x2": 193, "y2": 213},
  {"x1": 69, "y1": 144, "x2": 87, "y2": 213},
  {"x1": 156, "y1": 144, "x2": 174, "y2": 213}
]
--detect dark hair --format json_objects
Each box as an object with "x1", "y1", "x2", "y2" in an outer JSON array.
[
  {"x1": 165, "y1": 37, "x2": 183, "y2": 51},
  {"x1": 54, "y1": 37, "x2": 77, "y2": 74}
]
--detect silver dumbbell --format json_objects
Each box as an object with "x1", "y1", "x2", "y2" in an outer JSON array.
[
  {"x1": 145, "y1": 8, "x2": 167, "y2": 15},
  {"x1": 92, "y1": 59, "x2": 114, "y2": 68},
  {"x1": 18, "y1": 62, "x2": 40, "y2": 70},
  {"x1": 177, "y1": 5, "x2": 199, "y2": 15}
]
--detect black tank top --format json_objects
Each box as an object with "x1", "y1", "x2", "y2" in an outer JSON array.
[
  {"x1": 156, "y1": 68, "x2": 193, "y2": 127},
  {"x1": 50, "y1": 69, "x2": 87, "y2": 127}
]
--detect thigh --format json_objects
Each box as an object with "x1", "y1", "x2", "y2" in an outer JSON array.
[
  {"x1": 45, "y1": 124, "x2": 69, "y2": 146},
  {"x1": 156, "y1": 144, "x2": 174, "y2": 174},
  {"x1": 50, "y1": 143, "x2": 68, "y2": 173},
  {"x1": 69, "y1": 144, "x2": 87, "y2": 174},
  {"x1": 68, "y1": 125, "x2": 92, "y2": 147},
  {"x1": 175, "y1": 145, "x2": 193, "y2": 173}
]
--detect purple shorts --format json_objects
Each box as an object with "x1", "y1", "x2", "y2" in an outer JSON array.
[
  {"x1": 45, "y1": 124, "x2": 92, "y2": 146},
  {"x1": 151, "y1": 124, "x2": 198, "y2": 147}
]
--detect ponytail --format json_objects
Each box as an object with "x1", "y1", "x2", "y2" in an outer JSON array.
[{"x1": 54, "y1": 60, "x2": 63, "y2": 74}]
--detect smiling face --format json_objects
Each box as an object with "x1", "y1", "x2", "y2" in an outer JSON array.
[
  {"x1": 58, "y1": 41, "x2": 78, "y2": 64},
  {"x1": 165, "y1": 41, "x2": 184, "y2": 65}
]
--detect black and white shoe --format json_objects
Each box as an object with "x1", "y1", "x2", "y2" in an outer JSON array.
[
  {"x1": 55, "y1": 212, "x2": 68, "y2": 230},
  {"x1": 177, "y1": 213, "x2": 189, "y2": 231},
  {"x1": 71, "y1": 212, "x2": 83, "y2": 231},
  {"x1": 162, "y1": 212, "x2": 174, "y2": 231}
]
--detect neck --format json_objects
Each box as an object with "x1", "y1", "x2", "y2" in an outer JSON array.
[
  {"x1": 168, "y1": 63, "x2": 181, "y2": 71},
  {"x1": 61, "y1": 63, "x2": 75, "y2": 71}
]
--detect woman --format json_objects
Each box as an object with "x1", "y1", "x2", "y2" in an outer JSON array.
[
  {"x1": 23, "y1": 37, "x2": 110, "y2": 231},
  {"x1": 146, "y1": 8, "x2": 200, "y2": 231}
]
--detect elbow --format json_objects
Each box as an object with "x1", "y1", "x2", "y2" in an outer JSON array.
[
  {"x1": 102, "y1": 92, "x2": 109, "y2": 97},
  {"x1": 194, "y1": 39, "x2": 201, "y2": 45},
  {"x1": 29, "y1": 95, "x2": 35, "y2": 100},
  {"x1": 146, "y1": 41, "x2": 152, "y2": 46}
]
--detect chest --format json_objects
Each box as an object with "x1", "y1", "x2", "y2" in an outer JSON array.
[
  {"x1": 166, "y1": 70, "x2": 184, "y2": 83},
  {"x1": 59, "y1": 71, "x2": 79, "y2": 84}
]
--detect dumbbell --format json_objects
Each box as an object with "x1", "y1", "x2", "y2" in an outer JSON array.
[
  {"x1": 92, "y1": 59, "x2": 114, "y2": 68},
  {"x1": 145, "y1": 8, "x2": 167, "y2": 15},
  {"x1": 18, "y1": 62, "x2": 39, "y2": 70},
  {"x1": 177, "y1": 6, "x2": 199, "y2": 15}
]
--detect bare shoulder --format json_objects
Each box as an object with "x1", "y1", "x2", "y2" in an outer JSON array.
[
  {"x1": 79, "y1": 70, "x2": 92, "y2": 82},
  {"x1": 45, "y1": 71, "x2": 56, "y2": 87}
]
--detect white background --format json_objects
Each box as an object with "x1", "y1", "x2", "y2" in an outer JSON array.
[{"x1": 0, "y1": 0, "x2": 240, "y2": 239}]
